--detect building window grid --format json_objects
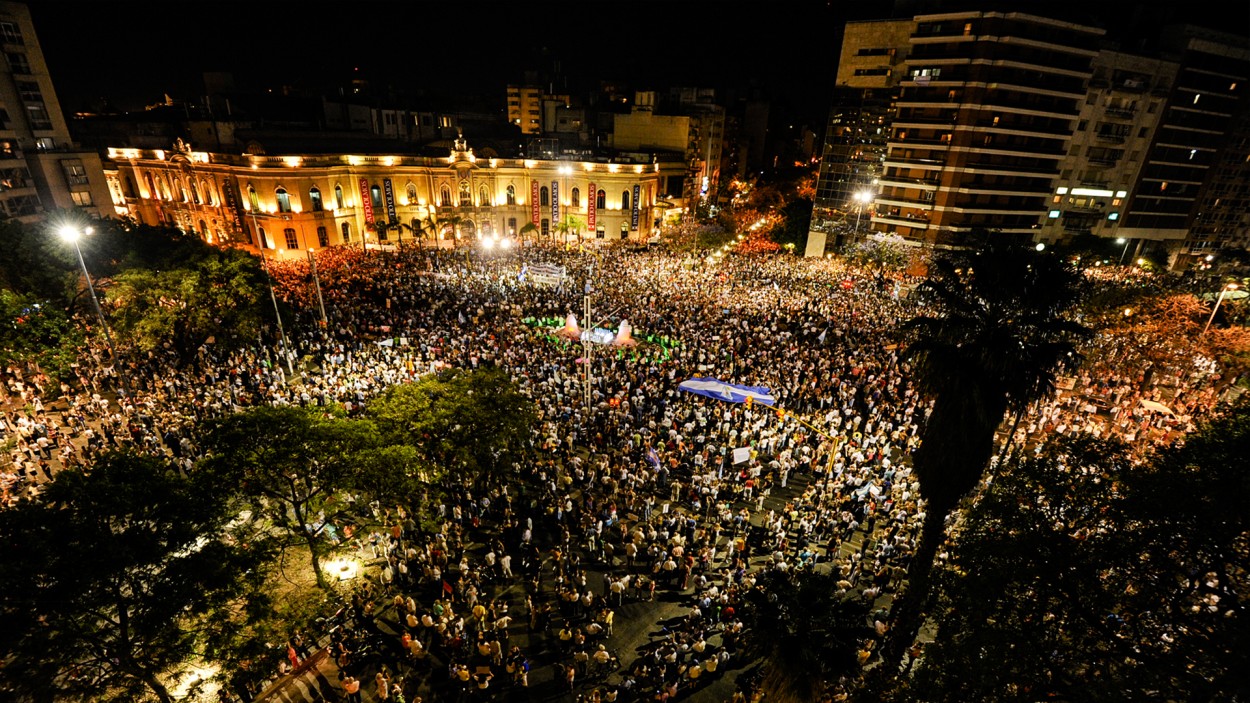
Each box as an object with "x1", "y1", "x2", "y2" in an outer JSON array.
[{"x1": 283, "y1": 228, "x2": 298, "y2": 249}]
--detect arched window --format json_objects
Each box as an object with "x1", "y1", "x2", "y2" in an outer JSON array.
[
  {"x1": 621, "y1": 190, "x2": 630, "y2": 211},
  {"x1": 479, "y1": 185, "x2": 490, "y2": 207},
  {"x1": 459, "y1": 183, "x2": 471, "y2": 206},
  {"x1": 275, "y1": 187, "x2": 292, "y2": 213},
  {"x1": 334, "y1": 184, "x2": 345, "y2": 209},
  {"x1": 440, "y1": 186, "x2": 452, "y2": 207},
  {"x1": 143, "y1": 173, "x2": 154, "y2": 198},
  {"x1": 506, "y1": 185, "x2": 516, "y2": 205},
  {"x1": 198, "y1": 219, "x2": 207, "y2": 235},
  {"x1": 571, "y1": 188, "x2": 580, "y2": 208},
  {"x1": 202, "y1": 181, "x2": 215, "y2": 206},
  {"x1": 370, "y1": 185, "x2": 382, "y2": 210},
  {"x1": 258, "y1": 225, "x2": 270, "y2": 249},
  {"x1": 596, "y1": 190, "x2": 605, "y2": 208},
  {"x1": 540, "y1": 187, "x2": 549, "y2": 206},
  {"x1": 406, "y1": 183, "x2": 417, "y2": 204},
  {"x1": 620, "y1": 222, "x2": 629, "y2": 239},
  {"x1": 160, "y1": 177, "x2": 170, "y2": 200},
  {"x1": 507, "y1": 217, "x2": 517, "y2": 234},
  {"x1": 190, "y1": 182, "x2": 201, "y2": 205},
  {"x1": 247, "y1": 185, "x2": 260, "y2": 212},
  {"x1": 341, "y1": 221, "x2": 351, "y2": 242},
  {"x1": 309, "y1": 186, "x2": 323, "y2": 212}
]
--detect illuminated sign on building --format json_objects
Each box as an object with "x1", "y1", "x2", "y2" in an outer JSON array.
[
  {"x1": 359, "y1": 178, "x2": 374, "y2": 224},
  {"x1": 551, "y1": 181, "x2": 559, "y2": 223},
  {"x1": 631, "y1": 184, "x2": 641, "y2": 230},
  {"x1": 587, "y1": 181, "x2": 596, "y2": 231},
  {"x1": 382, "y1": 178, "x2": 397, "y2": 222},
  {"x1": 531, "y1": 180, "x2": 540, "y2": 225}
]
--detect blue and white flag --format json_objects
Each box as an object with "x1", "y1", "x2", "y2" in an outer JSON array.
[
  {"x1": 646, "y1": 447, "x2": 661, "y2": 469},
  {"x1": 518, "y1": 264, "x2": 528, "y2": 283},
  {"x1": 678, "y1": 377, "x2": 776, "y2": 406}
]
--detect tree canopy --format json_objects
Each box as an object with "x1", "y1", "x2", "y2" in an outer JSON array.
[
  {"x1": 0, "y1": 452, "x2": 269, "y2": 703},
  {"x1": 199, "y1": 405, "x2": 378, "y2": 588},
  {"x1": 907, "y1": 404, "x2": 1250, "y2": 702},
  {"x1": 364, "y1": 367, "x2": 537, "y2": 489}
]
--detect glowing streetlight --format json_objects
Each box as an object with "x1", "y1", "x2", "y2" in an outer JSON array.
[
  {"x1": 1116, "y1": 237, "x2": 1131, "y2": 265},
  {"x1": 482, "y1": 236, "x2": 496, "y2": 250},
  {"x1": 500, "y1": 237, "x2": 514, "y2": 250},
  {"x1": 58, "y1": 224, "x2": 130, "y2": 398},
  {"x1": 1202, "y1": 283, "x2": 1240, "y2": 335},
  {"x1": 1035, "y1": 242, "x2": 1046, "y2": 252},
  {"x1": 852, "y1": 190, "x2": 874, "y2": 232}
]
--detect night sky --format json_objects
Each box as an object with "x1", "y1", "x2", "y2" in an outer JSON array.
[{"x1": 30, "y1": 0, "x2": 1250, "y2": 126}]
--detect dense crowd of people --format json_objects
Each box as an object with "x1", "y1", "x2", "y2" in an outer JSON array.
[{"x1": 1, "y1": 242, "x2": 1231, "y2": 702}]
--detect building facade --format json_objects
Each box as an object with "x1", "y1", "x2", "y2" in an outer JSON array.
[
  {"x1": 105, "y1": 137, "x2": 686, "y2": 258},
  {"x1": 0, "y1": 1, "x2": 111, "y2": 223},
  {"x1": 876, "y1": 11, "x2": 1104, "y2": 247}
]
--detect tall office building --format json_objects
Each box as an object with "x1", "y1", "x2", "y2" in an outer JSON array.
[
  {"x1": 0, "y1": 1, "x2": 111, "y2": 223},
  {"x1": 806, "y1": 19, "x2": 913, "y2": 256}
]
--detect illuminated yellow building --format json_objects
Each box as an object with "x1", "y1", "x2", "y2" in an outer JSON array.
[{"x1": 105, "y1": 137, "x2": 686, "y2": 258}]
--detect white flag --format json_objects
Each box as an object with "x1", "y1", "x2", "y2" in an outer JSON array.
[{"x1": 458, "y1": 311, "x2": 467, "y2": 324}]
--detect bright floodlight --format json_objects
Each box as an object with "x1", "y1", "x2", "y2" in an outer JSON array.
[
  {"x1": 1116, "y1": 237, "x2": 1127, "y2": 244},
  {"x1": 500, "y1": 237, "x2": 513, "y2": 250},
  {"x1": 58, "y1": 225, "x2": 82, "y2": 242},
  {"x1": 1035, "y1": 242, "x2": 1046, "y2": 251},
  {"x1": 482, "y1": 237, "x2": 496, "y2": 250},
  {"x1": 854, "y1": 190, "x2": 874, "y2": 204}
]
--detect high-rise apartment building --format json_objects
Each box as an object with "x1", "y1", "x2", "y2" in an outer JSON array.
[
  {"x1": 0, "y1": 1, "x2": 111, "y2": 223},
  {"x1": 808, "y1": 8, "x2": 1250, "y2": 265},
  {"x1": 877, "y1": 11, "x2": 1104, "y2": 246}
]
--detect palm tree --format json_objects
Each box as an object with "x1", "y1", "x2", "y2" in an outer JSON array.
[
  {"x1": 556, "y1": 215, "x2": 585, "y2": 247},
  {"x1": 368, "y1": 220, "x2": 413, "y2": 251},
  {"x1": 519, "y1": 222, "x2": 539, "y2": 248},
  {"x1": 874, "y1": 242, "x2": 1090, "y2": 682},
  {"x1": 742, "y1": 570, "x2": 873, "y2": 703},
  {"x1": 422, "y1": 210, "x2": 461, "y2": 249}
]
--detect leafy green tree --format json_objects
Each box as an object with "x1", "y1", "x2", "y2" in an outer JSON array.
[
  {"x1": 106, "y1": 249, "x2": 269, "y2": 362},
  {"x1": 741, "y1": 570, "x2": 873, "y2": 703},
  {"x1": 365, "y1": 368, "x2": 537, "y2": 489},
  {"x1": 0, "y1": 288, "x2": 85, "y2": 390},
  {"x1": 0, "y1": 452, "x2": 270, "y2": 703},
  {"x1": 905, "y1": 412, "x2": 1250, "y2": 702},
  {"x1": 0, "y1": 217, "x2": 76, "y2": 303},
  {"x1": 518, "y1": 222, "x2": 539, "y2": 247},
  {"x1": 199, "y1": 406, "x2": 378, "y2": 589},
  {"x1": 876, "y1": 245, "x2": 1090, "y2": 678}
]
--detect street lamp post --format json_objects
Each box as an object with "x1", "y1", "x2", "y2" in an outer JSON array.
[
  {"x1": 1116, "y1": 237, "x2": 1131, "y2": 265},
  {"x1": 58, "y1": 225, "x2": 131, "y2": 399},
  {"x1": 1202, "y1": 282, "x2": 1239, "y2": 335},
  {"x1": 248, "y1": 210, "x2": 296, "y2": 377},
  {"x1": 307, "y1": 248, "x2": 328, "y2": 327},
  {"x1": 853, "y1": 190, "x2": 873, "y2": 232}
]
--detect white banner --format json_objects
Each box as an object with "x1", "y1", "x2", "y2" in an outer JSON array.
[{"x1": 732, "y1": 447, "x2": 751, "y2": 465}]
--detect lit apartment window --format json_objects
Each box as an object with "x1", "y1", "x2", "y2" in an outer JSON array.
[
  {"x1": 309, "y1": 186, "x2": 323, "y2": 211},
  {"x1": 70, "y1": 191, "x2": 93, "y2": 207},
  {"x1": 276, "y1": 187, "x2": 292, "y2": 213},
  {"x1": 334, "y1": 184, "x2": 345, "y2": 209},
  {"x1": 0, "y1": 22, "x2": 23, "y2": 45},
  {"x1": 506, "y1": 185, "x2": 516, "y2": 205}
]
